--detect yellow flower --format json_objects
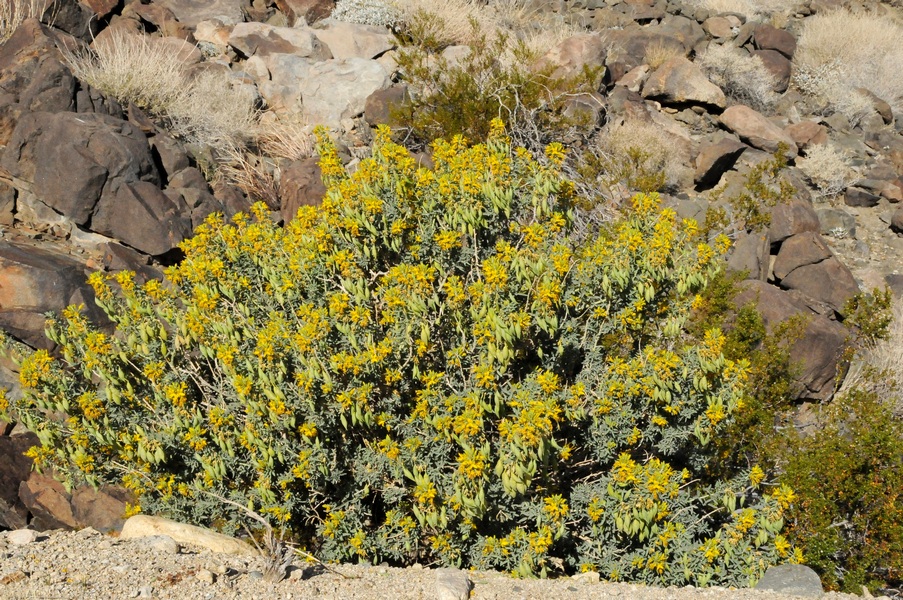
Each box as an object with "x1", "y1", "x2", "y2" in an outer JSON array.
[{"x1": 749, "y1": 465, "x2": 766, "y2": 487}]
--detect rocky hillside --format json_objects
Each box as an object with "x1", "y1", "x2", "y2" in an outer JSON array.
[{"x1": 1, "y1": 0, "x2": 902, "y2": 594}]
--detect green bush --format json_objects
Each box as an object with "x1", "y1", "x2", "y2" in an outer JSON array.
[
  {"x1": 2, "y1": 123, "x2": 795, "y2": 584},
  {"x1": 392, "y1": 29, "x2": 601, "y2": 154},
  {"x1": 782, "y1": 381, "x2": 903, "y2": 593}
]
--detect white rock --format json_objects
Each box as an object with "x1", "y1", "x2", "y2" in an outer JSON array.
[
  {"x1": 119, "y1": 515, "x2": 258, "y2": 557},
  {"x1": 7, "y1": 529, "x2": 38, "y2": 545},
  {"x1": 196, "y1": 568, "x2": 216, "y2": 584},
  {"x1": 144, "y1": 534, "x2": 181, "y2": 555},
  {"x1": 299, "y1": 58, "x2": 390, "y2": 128},
  {"x1": 312, "y1": 19, "x2": 394, "y2": 60},
  {"x1": 435, "y1": 567, "x2": 473, "y2": 600}
]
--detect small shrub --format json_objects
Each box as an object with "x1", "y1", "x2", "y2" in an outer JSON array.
[
  {"x1": 0, "y1": 0, "x2": 45, "y2": 43},
  {"x1": 681, "y1": 0, "x2": 794, "y2": 20},
  {"x1": 697, "y1": 44, "x2": 778, "y2": 113},
  {"x1": 644, "y1": 39, "x2": 683, "y2": 71},
  {"x1": 705, "y1": 146, "x2": 794, "y2": 235},
  {"x1": 331, "y1": 0, "x2": 400, "y2": 27},
  {"x1": 392, "y1": 29, "x2": 601, "y2": 152},
  {"x1": 64, "y1": 30, "x2": 258, "y2": 156},
  {"x1": 781, "y1": 383, "x2": 903, "y2": 594},
  {"x1": 796, "y1": 143, "x2": 855, "y2": 200},
  {"x1": 587, "y1": 118, "x2": 693, "y2": 197},
  {"x1": 3, "y1": 123, "x2": 794, "y2": 585},
  {"x1": 794, "y1": 9, "x2": 903, "y2": 122}
]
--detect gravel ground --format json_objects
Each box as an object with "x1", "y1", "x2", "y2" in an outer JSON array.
[{"x1": 0, "y1": 528, "x2": 864, "y2": 600}]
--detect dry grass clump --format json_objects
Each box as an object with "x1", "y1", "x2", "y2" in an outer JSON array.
[
  {"x1": 594, "y1": 117, "x2": 692, "y2": 193},
  {"x1": 839, "y1": 297, "x2": 903, "y2": 419},
  {"x1": 0, "y1": 0, "x2": 44, "y2": 43},
  {"x1": 64, "y1": 29, "x2": 258, "y2": 156},
  {"x1": 219, "y1": 117, "x2": 314, "y2": 207},
  {"x1": 697, "y1": 43, "x2": 778, "y2": 112},
  {"x1": 794, "y1": 9, "x2": 903, "y2": 123},
  {"x1": 682, "y1": 0, "x2": 793, "y2": 20},
  {"x1": 796, "y1": 143, "x2": 855, "y2": 200},
  {"x1": 644, "y1": 38, "x2": 684, "y2": 70},
  {"x1": 393, "y1": 0, "x2": 582, "y2": 57}
]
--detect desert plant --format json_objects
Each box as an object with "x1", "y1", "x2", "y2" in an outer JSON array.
[
  {"x1": 0, "y1": 0, "x2": 45, "y2": 43},
  {"x1": 796, "y1": 143, "x2": 855, "y2": 200},
  {"x1": 681, "y1": 0, "x2": 795, "y2": 20},
  {"x1": 583, "y1": 117, "x2": 693, "y2": 197},
  {"x1": 793, "y1": 9, "x2": 903, "y2": 124},
  {"x1": 697, "y1": 44, "x2": 779, "y2": 113},
  {"x1": 644, "y1": 39, "x2": 683, "y2": 71},
  {"x1": 63, "y1": 30, "x2": 258, "y2": 157},
  {"x1": 3, "y1": 123, "x2": 795, "y2": 585},
  {"x1": 392, "y1": 29, "x2": 601, "y2": 153},
  {"x1": 331, "y1": 0, "x2": 401, "y2": 27},
  {"x1": 781, "y1": 383, "x2": 903, "y2": 594}
]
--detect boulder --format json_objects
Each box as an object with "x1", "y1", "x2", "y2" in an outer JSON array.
[
  {"x1": 537, "y1": 33, "x2": 607, "y2": 83},
  {"x1": 80, "y1": 0, "x2": 119, "y2": 18},
  {"x1": 694, "y1": 137, "x2": 746, "y2": 186},
  {"x1": 751, "y1": 49, "x2": 791, "y2": 93},
  {"x1": 785, "y1": 121, "x2": 828, "y2": 149},
  {"x1": 299, "y1": 58, "x2": 390, "y2": 128},
  {"x1": 779, "y1": 256, "x2": 859, "y2": 317},
  {"x1": 702, "y1": 16, "x2": 734, "y2": 39},
  {"x1": 735, "y1": 280, "x2": 850, "y2": 400},
  {"x1": 753, "y1": 24, "x2": 797, "y2": 59},
  {"x1": 120, "y1": 515, "x2": 259, "y2": 556},
  {"x1": 0, "y1": 242, "x2": 102, "y2": 349},
  {"x1": 92, "y1": 181, "x2": 193, "y2": 256},
  {"x1": 0, "y1": 432, "x2": 38, "y2": 530},
  {"x1": 71, "y1": 486, "x2": 130, "y2": 532},
  {"x1": 768, "y1": 198, "x2": 820, "y2": 243},
  {"x1": 1, "y1": 111, "x2": 161, "y2": 226},
  {"x1": 312, "y1": 20, "x2": 394, "y2": 60},
  {"x1": 19, "y1": 472, "x2": 78, "y2": 530},
  {"x1": 727, "y1": 230, "x2": 769, "y2": 280},
  {"x1": 228, "y1": 22, "x2": 331, "y2": 60},
  {"x1": 719, "y1": 105, "x2": 798, "y2": 156},
  {"x1": 773, "y1": 231, "x2": 832, "y2": 280},
  {"x1": 642, "y1": 56, "x2": 726, "y2": 109},
  {"x1": 844, "y1": 186, "x2": 881, "y2": 207},
  {"x1": 817, "y1": 207, "x2": 856, "y2": 238},
  {"x1": 0, "y1": 19, "x2": 76, "y2": 146},
  {"x1": 364, "y1": 85, "x2": 408, "y2": 128},
  {"x1": 755, "y1": 564, "x2": 823, "y2": 597},
  {"x1": 275, "y1": 0, "x2": 335, "y2": 25},
  {"x1": 890, "y1": 206, "x2": 903, "y2": 234},
  {"x1": 435, "y1": 568, "x2": 474, "y2": 600},
  {"x1": 151, "y1": 0, "x2": 249, "y2": 27}
]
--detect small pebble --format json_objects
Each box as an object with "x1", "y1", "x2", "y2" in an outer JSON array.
[
  {"x1": 196, "y1": 568, "x2": 216, "y2": 584},
  {"x1": 7, "y1": 529, "x2": 38, "y2": 546}
]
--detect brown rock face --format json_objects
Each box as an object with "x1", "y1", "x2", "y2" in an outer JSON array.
[
  {"x1": 19, "y1": 472, "x2": 78, "y2": 530},
  {"x1": 275, "y1": 0, "x2": 335, "y2": 25},
  {"x1": 753, "y1": 24, "x2": 797, "y2": 59},
  {"x1": 769, "y1": 199, "x2": 821, "y2": 243},
  {"x1": 773, "y1": 231, "x2": 833, "y2": 280},
  {"x1": 0, "y1": 241, "x2": 103, "y2": 349},
  {"x1": 719, "y1": 105, "x2": 798, "y2": 156},
  {"x1": 751, "y1": 49, "x2": 791, "y2": 93},
  {"x1": 694, "y1": 138, "x2": 746, "y2": 186},
  {"x1": 642, "y1": 56, "x2": 726, "y2": 108},
  {"x1": 786, "y1": 121, "x2": 828, "y2": 149},
  {"x1": 0, "y1": 432, "x2": 38, "y2": 530},
  {"x1": 779, "y1": 258, "x2": 859, "y2": 317},
  {"x1": 0, "y1": 19, "x2": 76, "y2": 146},
  {"x1": 734, "y1": 280, "x2": 849, "y2": 401},
  {"x1": 2, "y1": 111, "x2": 161, "y2": 225}
]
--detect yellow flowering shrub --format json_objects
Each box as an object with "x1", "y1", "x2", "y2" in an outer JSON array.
[{"x1": 3, "y1": 121, "x2": 790, "y2": 585}]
